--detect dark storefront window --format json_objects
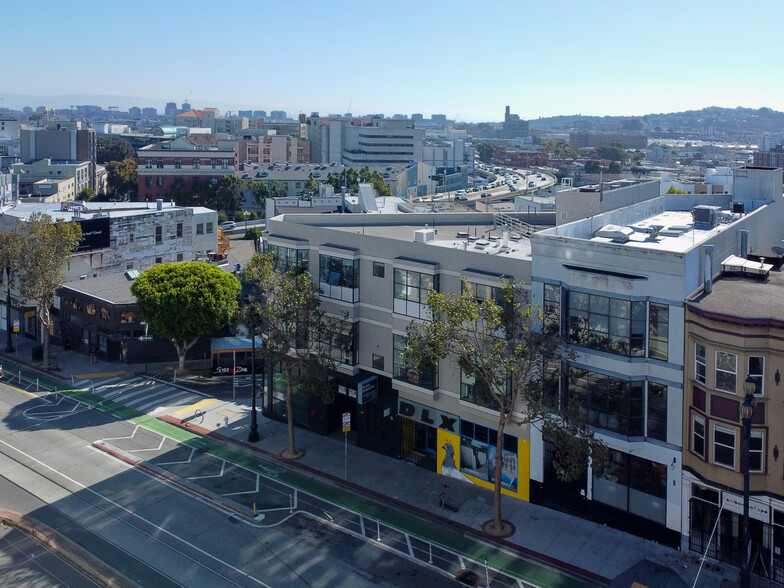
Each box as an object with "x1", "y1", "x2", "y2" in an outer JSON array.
[
  {"x1": 459, "y1": 420, "x2": 518, "y2": 491},
  {"x1": 569, "y1": 367, "x2": 644, "y2": 437},
  {"x1": 593, "y1": 450, "x2": 667, "y2": 524}
]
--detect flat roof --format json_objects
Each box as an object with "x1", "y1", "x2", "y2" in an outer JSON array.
[
  {"x1": 1, "y1": 201, "x2": 214, "y2": 222},
  {"x1": 687, "y1": 266, "x2": 784, "y2": 322},
  {"x1": 61, "y1": 271, "x2": 136, "y2": 305}
]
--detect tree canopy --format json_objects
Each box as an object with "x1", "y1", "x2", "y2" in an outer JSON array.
[
  {"x1": 168, "y1": 176, "x2": 245, "y2": 216},
  {"x1": 241, "y1": 252, "x2": 341, "y2": 459},
  {"x1": 269, "y1": 179, "x2": 288, "y2": 199},
  {"x1": 131, "y1": 262, "x2": 241, "y2": 370},
  {"x1": 404, "y1": 279, "x2": 603, "y2": 536},
  {"x1": 12, "y1": 213, "x2": 83, "y2": 368},
  {"x1": 247, "y1": 179, "x2": 269, "y2": 210},
  {"x1": 583, "y1": 160, "x2": 602, "y2": 174},
  {"x1": 97, "y1": 137, "x2": 135, "y2": 164},
  {"x1": 474, "y1": 141, "x2": 494, "y2": 163},
  {"x1": 105, "y1": 158, "x2": 138, "y2": 200}
]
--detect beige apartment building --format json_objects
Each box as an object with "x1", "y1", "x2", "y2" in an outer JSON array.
[{"x1": 683, "y1": 263, "x2": 784, "y2": 582}]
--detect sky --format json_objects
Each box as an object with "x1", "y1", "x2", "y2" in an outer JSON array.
[{"x1": 4, "y1": 0, "x2": 783, "y2": 123}]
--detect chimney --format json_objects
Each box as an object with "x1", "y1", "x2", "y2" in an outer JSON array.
[
  {"x1": 156, "y1": 198, "x2": 163, "y2": 210},
  {"x1": 703, "y1": 245, "x2": 713, "y2": 294}
]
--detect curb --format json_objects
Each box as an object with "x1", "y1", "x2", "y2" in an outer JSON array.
[
  {"x1": 0, "y1": 509, "x2": 138, "y2": 588},
  {"x1": 159, "y1": 415, "x2": 611, "y2": 586}
]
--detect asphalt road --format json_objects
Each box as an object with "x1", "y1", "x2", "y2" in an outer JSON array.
[{"x1": 0, "y1": 382, "x2": 460, "y2": 588}]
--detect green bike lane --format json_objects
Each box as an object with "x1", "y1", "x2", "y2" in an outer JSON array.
[{"x1": 3, "y1": 360, "x2": 601, "y2": 587}]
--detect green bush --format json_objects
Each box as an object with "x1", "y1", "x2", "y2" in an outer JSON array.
[{"x1": 244, "y1": 227, "x2": 262, "y2": 241}]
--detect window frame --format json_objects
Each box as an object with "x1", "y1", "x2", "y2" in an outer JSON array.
[
  {"x1": 749, "y1": 430, "x2": 764, "y2": 473},
  {"x1": 748, "y1": 355, "x2": 764, "y2": 396},
  {"x1": 715, "y1": 350, "x2": 737, "y2": 394},
  {"x1": 712, "y1": 424, "x2": 736, "y2": 469},
  {"x1": 372, "y1": 261, "x2": 385, "y2": 278},
  {"x1": 695, "y1": 342, "x2": 707, "y2": 384},
  {"x1": 691, "y1": 413, "x2": 705, "y2": 459},
  {"x1": 393, "y1": 268, "x2": 438, "y2": 320}
]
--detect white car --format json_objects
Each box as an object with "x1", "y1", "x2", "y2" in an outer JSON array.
[{"x1": 220, "y1": 221, "x2": 236, "y2": 230}]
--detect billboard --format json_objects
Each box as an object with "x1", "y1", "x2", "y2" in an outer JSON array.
[{"x1": 74, "y1": 217, "x2": 111, "y2": 251}]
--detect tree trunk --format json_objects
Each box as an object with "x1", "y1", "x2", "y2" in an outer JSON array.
[
  {"x1": 39, "y1": 307, "x2": 51, "y2": 369},
  {"x1": 283, "y1": 363, "x2": 299, "y2": 459},
  {"x1": 492, "y1": 421, "x2": 505, "y2": 533},
  {"x1": 173, "y1": 337, "x2": 199, "y2": 373}
]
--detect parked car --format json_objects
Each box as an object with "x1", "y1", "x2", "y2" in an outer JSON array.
[{"x1": 220, "y1": 221, "x2": 236, "y2": 230}]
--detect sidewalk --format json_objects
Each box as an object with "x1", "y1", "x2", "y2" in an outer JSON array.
[{"x1": 0, "y1": 333, "x2": 754, "y2": 587}]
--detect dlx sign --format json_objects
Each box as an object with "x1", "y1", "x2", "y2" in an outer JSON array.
[{"x1": 397, "y1": 399, "x2": 458, "y2": 433}]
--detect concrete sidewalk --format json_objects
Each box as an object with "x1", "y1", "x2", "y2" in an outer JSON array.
[{"x1": 0, "y1": 333, "x2": 754, "y2": 587}]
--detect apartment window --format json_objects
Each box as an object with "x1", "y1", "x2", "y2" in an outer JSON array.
[
  {"x1": 715, "y1": 351, "x2": 737, "y2": 394},
  {"x1": 145, "y1": 177, "x2": 152, "y2": 187},
  {"x1": 750, "y1": 431, "x2": 764, "y2": 472},
  {"x1": 174, "y1": 158, "x2": 182, "y2": 169},
  {"x1": 646, "y1": 382, "x2": 667, "y2": 442},
  {"x1": 713, "y1": 425, "x2": 736, "y2": 469},
  {"x1": 222, "y1": 159, "x2": 229, "y2": 169},
  {"x1": 192, "y1": 158, "x2": 200, "y2": 169},
  {"x1": 748, "y1": 356, "x2": 764, "y2": 396},
  {"x1": 211, "y1": 159, "x2": 217, "y2": 169},
  {"x1": 145, "y1": 158, "x2": 152, "y2": 169},
  {"x1": 157, "y1": 177, "x2": 164, "y2": 187},
  {"x1": 695, "y1": 342, "x2": 707, "y2": 384},
  {"x1": 373, "y1": 261, "x2": 385, "y2": 278},
  {"x1": 372, "y1": 354, "x2": 384, "y2": 370},
  {"x1": 156, "y1": 158, "x2": 163, "y2": 169},
  {"x1": 129, "y1": 233, "x2": 134, "y2": 243},
  {"x1": 196, "y1": 223, "x2": 204, "y2": 235},
  {"x1": 155, "y1": 257, "x2": 162, "y2": 264},
  {"x1": 393, "y1": 334, "x2": 438, "y2": 390},
  {"x1": 206, "y1": 222, "x2": 214, "y2": 234},
  {"x1": 393, "y1": 268, "x2": 438, "y2": 320},
  {"x1": 320, "y1": 320, "x2": 358, "y2": 365},
  {"x1": 155, "y1": 225, "x2": 162, "y2": 244},
  {"x1": 566, "y1": 291, "x2": 645, "y2": 357},
  {"x1": 319, "y1": 255, "x2": 359, "y2": 303},
  {"x1": 176, "y1": 253, "x2": 183, "y2": 262},
  {"x1": 648, "y1": 303, "x2": 669, "y2": 361},
  {"x1": 543, "y1": 283, "x2": 561, "y2": 335},
  {"x1": 460, "y1": 368, "x2": 500, "y2": 409},
  {"x1": 692, "y1": 414, "x2": 705, "y2": 458},
  {"x1": 176, "y1": 223, "x2": 183, "y2": 238}
]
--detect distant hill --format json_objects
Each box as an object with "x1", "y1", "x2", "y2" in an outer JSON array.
[{"x1": 528, "y1": 107, "x2": 784, "y2": 137}]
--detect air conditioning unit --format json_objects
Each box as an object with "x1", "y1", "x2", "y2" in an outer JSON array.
[{"x1": 692, "y1": 205, "x2": 721, "y2": 227}]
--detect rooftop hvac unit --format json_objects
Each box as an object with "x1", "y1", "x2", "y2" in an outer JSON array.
[{"x1": 692, "y1": 205, "x2": 721, "y2": 227}]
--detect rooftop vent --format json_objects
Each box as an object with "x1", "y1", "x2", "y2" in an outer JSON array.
[
  {"x1": 595, "y1": 224, "x2": 633, "y2": 243},
  {"x1": 414, "y1": 228, "x2": 435, "y2": 243}
]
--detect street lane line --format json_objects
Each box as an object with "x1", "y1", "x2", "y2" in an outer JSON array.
[{"x1": 173, "y1": 398, "x2": 216, "y2": 415}]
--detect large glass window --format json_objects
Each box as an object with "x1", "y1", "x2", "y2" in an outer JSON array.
[
  {"x1": 648, "y1": 303, "x2": 669, "y2": 361},
  {"x1": 393, "y1": 268, "x2": 438, "y2": 319},
  {"x1": 569, "y1": 368, "x2": 643, "y2": 437},
  {"x1": 460, "y1": 420, "x2": 518, "y2": 491},
  {"x1": 263, "y1": 243, "x2": 309, "y2": 273},
  {"x1": 713, "y1": 425, "x2": 736, "y2": 469},
  {"x1": 646, "y1": 382, "x2": 667, "y2": 442},
  {"x1": 695, "y1": 342, "x2": 707, "y2": 384},
  {"x1": 715, "y1": 351, "x2": 737, "y2": 394},
  {"x1": 748, "y1": 356, "x2": 764, "y2": 396},
  {"x1": 319, "y1": 255, "x2": 359, "y2": 303},
  {"x1": 460, "y1": 369, "x2": 499, "y2": 409},
  {"x1": 566, "y1": 291, "x2": 645, "y2": 357},
  {"x1": 320, "y1": 319, "x2": 357, "y2": 366},
  {"x1": 543, "y1": 283, "x2": 560, "y2": 335},
  {"x1": 593, "y1": 450, "x2": 667, "y2": 524},
  {"x1": 692, "y1": 414, "x2": 705, "y2": 458},
  {"x1": 393, "y1": 334, "x2": 437, "y2": 390}
]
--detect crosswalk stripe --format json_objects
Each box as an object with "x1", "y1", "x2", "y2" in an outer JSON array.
[
  {"x1": 135, "y1": 390, "x2": 196, "y2": 411},
  {"x1": 124, "y1": 387, "x2": 179, "y2": 408},
  {"x1": 105, "y1": 384, "x2": 165, "y2": 402}
]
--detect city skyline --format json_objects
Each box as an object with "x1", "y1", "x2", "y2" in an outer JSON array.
[{"x1": 5, "y1": 0, "x2": 784, "y2": 123}]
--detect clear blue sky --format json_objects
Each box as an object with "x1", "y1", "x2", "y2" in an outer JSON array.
[{"x1": 4, "y1": 0, "x2": 782, "y2": 122}]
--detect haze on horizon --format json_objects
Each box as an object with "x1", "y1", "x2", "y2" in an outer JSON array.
[{"x1": 5, "y1": 0, "x2": 782, "y2": 123}]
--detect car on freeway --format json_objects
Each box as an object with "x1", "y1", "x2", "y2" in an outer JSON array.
[
  {"x1": 528, "y1": 181, "x2": 535, "y2": 187},
  {"x1": 220, "y1": 221, "x2": 236, "y2": 230}
]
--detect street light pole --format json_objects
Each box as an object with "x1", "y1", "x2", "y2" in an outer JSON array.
[
  {"x1": 5, "y1": 264, "x2": 13, "y2": 353},
  {"x1": 248, "y1": 332, "x2": 260, "y2": 443},
  {"x1": 141, "y1": 322, "x2": 149, "y2": 374},
  {"x1": 739, "y1": 375, "x2": 756, "y2": 588}
]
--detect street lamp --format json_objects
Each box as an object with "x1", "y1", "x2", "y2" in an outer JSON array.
[
  {"x1": 739, "y1": 374, "x2": 757, "y2": 588},
  {"x1": 4, "y1": 263, "x2": 13, "y2": 353},
  {"x1": 140, "y1": 322, "x2": 150, "y2": 374},
  {"x1": 248, "y1": 331, "x2": 260, "y2": 443}
]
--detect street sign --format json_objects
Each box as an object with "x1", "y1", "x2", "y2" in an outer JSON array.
[
  {"x1": 342, "y1": 412, "x2": 351, "y2": 432},
  {"x1": 12, "y1": 319, "x2": 19, "y2": 333},
  {"x1": 139, "y1": 335, "x2": 153, "y2": 341}
]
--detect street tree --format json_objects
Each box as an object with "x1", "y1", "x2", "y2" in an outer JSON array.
[
  {"x1": 240, "y1": 252, "x2": 341, "y2": 459},
  {"x1": 215, "y1": 175, "x2": 245, "y2": 215},
  {"x1": 105, "y1": 158, "x2": 138, "y2": 200},
  {"x1": 13, "y1": 213, "x2": 82, "y2": 368},
  {"x1": 303, "y1": 176, "x2": 320, "y2": 196},
  {"x1": 359, "y1": 166, "x2": 393, "y2": 197},
  {"x1": 77, "y1": 187, "x2": 96, "y2": 201},
  {"x1": 131, "y1": 262, "x2": 241, "y2": 371},
  {"x1": 583, "y1": 160, "x2": 602, "y2": 174},
  {"x1": 403, "y1": 279, "x2": 604, "y2": 536},
  {"x1": 608, "y1": 161, "x2": 623, "y2": 174},
  {"x1": 474, "y1": 141, "x2": 494, "y2": 163},
  {"x1": 0, "y1": 230, "x2": 23, "y2": 352}
]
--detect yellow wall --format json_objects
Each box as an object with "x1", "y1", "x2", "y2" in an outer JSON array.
[{"x1": 436, "y1": 429, "x2": 529, "y2": 501}]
